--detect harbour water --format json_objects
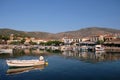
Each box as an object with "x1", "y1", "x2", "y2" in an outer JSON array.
[{"x1": 0, "y1": 50, "x2": 120, "y2": 80}]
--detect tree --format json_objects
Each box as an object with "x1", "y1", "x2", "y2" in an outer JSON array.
[
  {"x1": 39, "y1": 42, "x2": 46, "y2": 46},
  {"x1": 21, "y1": 38, "x2": 26, "y2": 44},
  {"x1": 96, "y1": 40, "x2": 104, "y2": 44},
  {"x1": 45, "y1": 41, "x2": 63, "y2": 46},
  {"x1": 0, "y1": 35, "x2": 2, "y2": 39},
  {"x1": 29, "y1": 40, "x2": 37, "y2": 45},
  {"x1": 10, "y1": 41, "x2": 21, "y2": 45},
  {"x1": 2, "y1": 36, "x2": 10, "y2": 41}
]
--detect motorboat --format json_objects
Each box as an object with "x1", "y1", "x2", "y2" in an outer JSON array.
[
  {"x1": 95, "y1": 45, "x2": 104, "y2": 51},
  {"x1": 6, "y1": 56, "x2": 48, "y2": 67}
]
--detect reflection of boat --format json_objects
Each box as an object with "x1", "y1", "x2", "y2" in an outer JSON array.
[
  {"x1": 7, "y1": 64, "x2": 47, "y2": 75},
  {"x1": 95, "y1": 50, "x2": 105, "y2": 54},
  {"x1": 0, "y1": 49, "x2": 13, "y2": 54},
  {"x1": 6, "y1": 56, "x2": 48, "y2": 67},
  {"x1": 60, "y1": 46, "x2": 72, "y2": 51},
  {"x1": 95, "y1": 45, "x2": 104, "y2": 51},
  {"x1": 95, "y1": 51, "x2": 105, "y2": 60},
  {"x1": 80, "y1": 46, "x2": 88, "y2": 52}
]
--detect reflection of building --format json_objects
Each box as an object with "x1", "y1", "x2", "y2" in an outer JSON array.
[
  {"x1": 24, "y1": 49, "x2": 30, "y2": 54},
  {"x1": 23, "y1": 49, "x2": 46, "y2": 54},
  {"x1": 95, "y1": 51, "x2": 106, "y2": 61},
  {"x1": 62, "y1": 50, "x2": 120, "y2": 63}
]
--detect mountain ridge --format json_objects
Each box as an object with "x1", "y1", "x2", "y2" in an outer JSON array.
[{"x1": 0, "y1": 27, "x2": 120, "y2": 39}]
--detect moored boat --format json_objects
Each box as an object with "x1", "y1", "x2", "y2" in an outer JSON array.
[
  {"x1": 95, "y1": 45, "x2": 104, "y2": 51},
  {"x1": 6, "y1": 56, "x2": 48, "y2": 67}
]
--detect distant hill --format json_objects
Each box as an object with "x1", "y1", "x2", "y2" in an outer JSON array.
[
  {"x1": 0, "y1": 27, "x2": 120, "y2": 39},
  {"x1": 28, "y1": 32, "x2": 55, "y2": 39},
  {"x1": 0, "y1": 28, "x2": 55, "y2": 39},
  {"x1": 55, "y1": 27, "x2": 120, "y2": 38},
  {"x1": 0, "y1": 28, "x2": 28, "y2": 37}
]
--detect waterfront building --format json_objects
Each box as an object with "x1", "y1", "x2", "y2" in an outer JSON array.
[
  {"x1": 104, "y1": 35, "x2": 116, "y2": 42},
  {"x1": 10, "y1": 34, "x2": 14, "y2": 40},
  {"x1": 62, "y1": 37, "x2": 82, "y2": 45},
  {"x1": 90, "y1": 35, "x2": 104, "y2": 42},
  {"x1": 82, "y1": 37, "x2": 90, "y2": 42}
]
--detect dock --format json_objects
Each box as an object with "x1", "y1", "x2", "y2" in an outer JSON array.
[{"x1": 105, "y1": 47, "x2": 120, "y2": 53}]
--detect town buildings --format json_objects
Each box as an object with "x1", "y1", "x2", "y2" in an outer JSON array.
[{"x1": 1, "y1": 33, "x2": 120, "y2": 46}]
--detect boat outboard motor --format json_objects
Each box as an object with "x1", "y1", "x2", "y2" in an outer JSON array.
[{"x1": 39, "y1": 56, "x2": 44, "y2": 61}]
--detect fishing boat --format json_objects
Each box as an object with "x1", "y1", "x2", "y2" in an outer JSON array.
[{"x1": 6, "y1": 56, "x2": 48, "y2": 67}]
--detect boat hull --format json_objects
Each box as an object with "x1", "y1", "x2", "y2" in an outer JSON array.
[
  {"x1": 6, "y1": 60, "x2": 45, "y2": 67},
  {"x1": 95, "y1": 45, "x2": 104, "y2": 51}
]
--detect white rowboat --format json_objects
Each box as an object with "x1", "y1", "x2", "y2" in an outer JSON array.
[{"x1": 6, "y1": 56, "x2": 48, "y2": 67}]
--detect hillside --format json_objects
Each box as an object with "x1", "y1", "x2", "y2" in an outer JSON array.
[
  {"x1": 0, "y1": 27, "x2": 120, "y2": 39},
  {"x1": 55, "y1": 27, "x2": 120, "y2": 38},
  {"x1": 0, "y1": 28, "x2": 55, "y2": 39},
  {"x1": 0, "y1": 28, "x2": 28, "y2": 37},
  {"x1": 28, "y1": 32, "x2": 55, "y2": 39}
]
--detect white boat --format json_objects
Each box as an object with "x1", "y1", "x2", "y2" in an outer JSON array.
[
  {"x1": 95, "y1": 45, "x2": 104, "y2": 51},
  {"x1": 6, "y1": 56, "x2": 48, "y2": 67},
  {"x1": 0, "y1": 49, "x2": 13, "y2": 54}
]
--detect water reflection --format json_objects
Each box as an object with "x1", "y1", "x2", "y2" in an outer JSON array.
[
  {"x1": 62, "y1": 50, "x2": 120, "y2": 63},
  {"x1": 1, "y1": 49, "x2": 120, "y2": 80},
  {"x1": 1, "y1": 49, "x2": 120, "y2": 63},
  {"x1": 7, "y1": 64, "x2": 47, "y2": 75},
  {"x1": 13, "y1": 49, "x2": 46, "y2": 55},
  {"x1": 10, "y1": 49, "x2": 50, "y2": 58},
  {"x1": 0, "y1": 49, "x2": 49, "y2": 76}
]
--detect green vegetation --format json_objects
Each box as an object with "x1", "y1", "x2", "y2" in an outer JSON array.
[
  {"x1": 45, "y1": 41, "x2": 63, "y2": 46},
  {"x1": 0, "y1": 35, "x2": 10, "y2": 41},
  {"x1": 29, "y1": 40, "x2": 37, "y2": 45},
  {"x1": 46, "y1": 49, "x2": 61, "y2": 53},
  {"x1": 10, "y1": 41, "x2": 21, "y2": 45},
  {"x1": 0, "y1": 35, "x2": 10, "y2": 44},
  {"x1": 39, "y1": 41, "x2": 63, "y2": 46},
  {"x1": 96, "y1": 40, "x2": 104, "y2": 44},
  {"x1": 21, "y1": 38, "x2": 26, "y2": 44},
  {"x1": 39, "y1": 42, "x2": 46, "y2": 46}
]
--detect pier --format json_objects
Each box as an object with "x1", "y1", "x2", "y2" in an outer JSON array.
[{"x1": 105, "y1": 47, "x2": 120, "y2": 53}]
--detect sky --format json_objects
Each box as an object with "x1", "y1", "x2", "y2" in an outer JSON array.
[{"x1": 0, "y1": 0, "x2": 120, "y2": 33}]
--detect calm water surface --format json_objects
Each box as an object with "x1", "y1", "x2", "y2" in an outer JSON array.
[{"x1": 0, "y1": 50, "x2": 120, "y2": 80}]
